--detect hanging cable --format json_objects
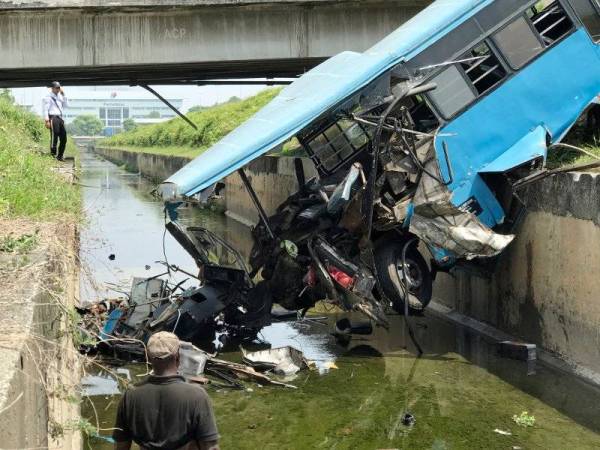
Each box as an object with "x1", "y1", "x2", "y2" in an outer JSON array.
[{"x1": 400, "y1": 239, "x2": 423, "y2": 355}]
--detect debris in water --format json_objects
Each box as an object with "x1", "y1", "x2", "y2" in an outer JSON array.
[
  {"x1": 494, "y1": 428, "x2": 512, "y2": 436},
  {"x1": 323, "y1": 361, "x2": 339, "y2": 370},
  {"x1": 179, "y1": 341, "x2": 208, "y2": 376},
  {"x1": 498, "y1": 341, "x2": 537, "y2": 362},
  {"x1": 401, "y1": 413, "x2": 416, "y2": 427},
  {"x1": 512, "y1": 411, "x2": 536, "y2": 427},
  {"x1": 241, "y1": 346, "x2": 308, "y2": 376}
]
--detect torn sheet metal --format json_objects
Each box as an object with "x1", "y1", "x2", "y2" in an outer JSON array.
[
  {"x1": 241, "y1": 346, "x2": 309, "y2": 376},
  {"x1": 409, "y1": 143, "x2": 514, "y2": 260}
]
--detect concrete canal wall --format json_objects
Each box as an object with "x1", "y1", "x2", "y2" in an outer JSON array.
[
  {"x1": 92, "y1": 146, "x2": 600, "y2": 381},
  {"x1": 433, "y1": 172, "x2": 600, "y2": 380},
  {"x1": 0, "y1": 224, "x2": 81, "y2": 449}
]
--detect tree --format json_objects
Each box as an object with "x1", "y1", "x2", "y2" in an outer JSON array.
[
  {"x1": 0, "y1": 89, "x2": 14, "y2": 104},
  {"x1": 69, "y1": 114, "x2": 104, "y2": 136},
  {"x1": 146, "y1": 110, "x2": 161, "y2": 119},
  {"x1": 187, "y1": 105, "x2": 206, "y2": 113},
  {"x1": 122, "y1": 118, "x2": 138, "y2": 132}
]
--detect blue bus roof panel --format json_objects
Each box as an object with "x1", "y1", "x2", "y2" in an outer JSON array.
[{"x1": 164, "y1": 0, "x2": 493, "y2": 197}]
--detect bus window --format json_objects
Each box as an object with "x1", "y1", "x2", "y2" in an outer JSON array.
[
  {"x1": 428, "y1": 65, "x2": 476, "y2": 119},
  {"x1": 408, "y1": 95, "x2": 439, "y2": 132},
  {"x1": 308, "y1": 120, "x2": 370, "y2": 172},
  {"x1": 460, "y1": 42, "x2": 507, "y2": 95},
  {"x1": 527, "y1": 1, "x2": 574, "y2": 45},
  {"x1": 493, "y1": 16, "x2": 544, "y2": 69},
  {"x1": 570, "y1": 0, "x2": 600, "y2": 42}
]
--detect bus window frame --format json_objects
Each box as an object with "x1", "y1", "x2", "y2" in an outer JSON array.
[
  {"x1": 427, "y1": 37, "x2": 510, "y2": 120},
  {"x1": 492, "y1": 1, "x2": 576, "y2": 71},
  {"x1": 566, "y1": 0, "x2": 600, "y2": 43},
  {"x1": 423, "y1": 0, "x2": 578, "y2": 121}
]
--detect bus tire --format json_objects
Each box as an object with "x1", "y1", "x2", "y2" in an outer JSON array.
[{"x1": 374, "y1": 239, "x2": 432, "y2": 313}]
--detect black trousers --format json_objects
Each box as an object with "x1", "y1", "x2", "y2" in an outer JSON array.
[{"x1": 49, "y1": 115, "x2": 67, "y2": 159}]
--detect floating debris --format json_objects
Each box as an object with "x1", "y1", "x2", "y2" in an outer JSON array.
[
  {"x1": 401, "y1": 413, "x2": 416, "y2": 427},
  {"x1": 241, "y1": 346, "x2": 309, "y2": 376},
  {"x1": 494, "y1": 428, "x2": 512, "y2": 436},
  {"x1": 513, "y1": 411, "x2": 536, "y2": 427}
]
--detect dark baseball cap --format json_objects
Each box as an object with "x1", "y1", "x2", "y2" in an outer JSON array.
[{"x1": 50, "y1": 81, "x2": 61, "y2": 88}]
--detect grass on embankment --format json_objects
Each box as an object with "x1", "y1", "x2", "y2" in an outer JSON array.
[
  {"x1": 101, "y1": 88, "x2": 304, "y2": 158},
  {"x1": 102, "y1": 88, "x2": 280, "y2": 158},
  {"x1": 0, "y1": 97, "x2": 80, "y2": 220}
]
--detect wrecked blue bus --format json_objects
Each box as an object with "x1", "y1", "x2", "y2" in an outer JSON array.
[{"x1": 159, "y1": 0, "x2": 600, "y2": 331}]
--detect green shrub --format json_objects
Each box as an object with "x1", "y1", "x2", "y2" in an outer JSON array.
[{"x1": 0, "y1": 98, "x2": 80, "y2": 219}]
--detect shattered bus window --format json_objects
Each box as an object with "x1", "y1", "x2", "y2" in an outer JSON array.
[
  {"x1": 460, "y1": 42, "x2": 506, "y2": 95},
  {"x1": 307, "y1": 120, "x2": 370, "y2": 173},
  {"x1": 528, "y1": 1, "x2": 574, "y2": 45}
]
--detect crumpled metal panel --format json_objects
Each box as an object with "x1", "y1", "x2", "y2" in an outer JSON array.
[{"x1": 409, "y1": 143, "x2": 514, "y2": 259}]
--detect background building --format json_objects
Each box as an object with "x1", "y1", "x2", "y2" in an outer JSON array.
[{"x1": 63, "y1": 90, "x2": 183, "y2": 136}]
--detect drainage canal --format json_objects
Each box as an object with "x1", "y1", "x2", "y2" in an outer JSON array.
[{"x1": 80, "y1": 150, "x2": 600, "y2": 449}]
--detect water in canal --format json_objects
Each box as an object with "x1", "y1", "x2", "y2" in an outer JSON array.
[{"x1": 80, "y1": 149, "x2": 600, "y2": 449}]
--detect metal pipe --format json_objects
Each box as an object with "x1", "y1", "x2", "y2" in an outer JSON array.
[
  {"x1": 237, "y1": 168, "x2": 275, "y2": 240},
  {"x1": 140, "y1": 84, "x2": 198, "y2": 130}
]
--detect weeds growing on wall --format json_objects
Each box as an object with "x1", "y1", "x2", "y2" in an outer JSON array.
[{"x1": 0, "y1": 97, "x2": 80, "y2": 218}]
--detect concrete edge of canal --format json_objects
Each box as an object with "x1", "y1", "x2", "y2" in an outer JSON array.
[
  {"x1": 91, "y1": 144, "x2": 600, "y2": 389},
  {"x1": 0, "y1": 214, "x2": 81, "y2": 445}
]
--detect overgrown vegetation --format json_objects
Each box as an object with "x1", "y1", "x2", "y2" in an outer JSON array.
[
  {"x1": 101, "y1": 89, "x2": 285, "y2": 158},
  {"x1": 551, "y1": 112, "x2": 600, "y2": 169},
  {"x1": 0, "y1": 96, "x2": 80, "y2": 219},
  {"x1": 0, "y1": 231, "x2": 39, "y2": 253}
]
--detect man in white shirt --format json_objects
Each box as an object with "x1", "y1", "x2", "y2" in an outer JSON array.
[{"x1": 42, "y1": 81, "x2": 69, "y2": 161}]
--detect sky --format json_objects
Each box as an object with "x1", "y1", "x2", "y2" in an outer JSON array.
[{"x1": 11, "y1": 83, "x2": 269, "y2": 116}]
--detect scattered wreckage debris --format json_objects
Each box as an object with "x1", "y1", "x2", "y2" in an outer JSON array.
[
  {"x1": 79, "y1": 275, "x2": 311, "y2": 388},
  {"x1": 241, "y1": 346, "x2": 309, "y2": 376},
  {"x1": 80, "y1": 289, "x2": 306, "y2": 389},
  {"x1": 79, "y1": 271, "x2": 273, "y2": 359},
  {"x1": 179, "y1": 342, "x2": 301, "y2": 389}
]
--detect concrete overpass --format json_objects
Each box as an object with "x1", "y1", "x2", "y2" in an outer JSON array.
[{"x1": 0, "y1": 0, "x2": 429, "y2": 87}]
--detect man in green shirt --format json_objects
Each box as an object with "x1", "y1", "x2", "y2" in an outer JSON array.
[{"x1": 113, "y1": 332, "x2": 220, "y2": 450}]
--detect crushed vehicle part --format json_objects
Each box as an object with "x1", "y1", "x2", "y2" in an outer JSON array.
[
  {"x1": 179, "y1": 341, "x2": 209, "y2": 376},
  {"x1": 156, "y1": 0, "x2": 600, "y2": 329},
  {"x1": 241, "y1": 346, "x2": 309, "y2": 376}
]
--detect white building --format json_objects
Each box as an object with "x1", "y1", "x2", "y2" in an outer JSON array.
[{"x1": 63, "y1": 90, "x2": 183, "y2": 136}]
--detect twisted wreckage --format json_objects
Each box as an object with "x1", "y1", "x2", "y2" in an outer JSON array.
[{"x1": 90, "y1": 0, "x2": 600, "y2": 349}]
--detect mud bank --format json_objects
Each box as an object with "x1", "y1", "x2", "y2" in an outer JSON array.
[
  {"x1": 0, "y1": 221, "x2": 81, "y2": 449},
  {"x1": 91, "y1": 146, "x2": 600, "y2": 383}
]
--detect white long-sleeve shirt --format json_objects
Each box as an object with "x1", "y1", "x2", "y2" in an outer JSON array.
[{"x1": 42, "y1": 92, "x2": 68, "y2": 120}]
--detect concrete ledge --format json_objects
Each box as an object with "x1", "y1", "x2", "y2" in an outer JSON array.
[
  {"x1": 0, "y1": 0, "x2": 431, "y2": 10},
  {"x1": 427, "y1": 300, "x2": 600, "y2": 389},
  {"x1": 523, "y1": 171, "x2": 600, "y2": 225}
]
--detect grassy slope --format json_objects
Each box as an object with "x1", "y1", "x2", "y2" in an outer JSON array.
[
  {"x1": 101, "y1": 88, "x2": 292, "y2": 159},
  {"x1": 0, "y1": 98, "x2": 80, "y2": 219}
]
